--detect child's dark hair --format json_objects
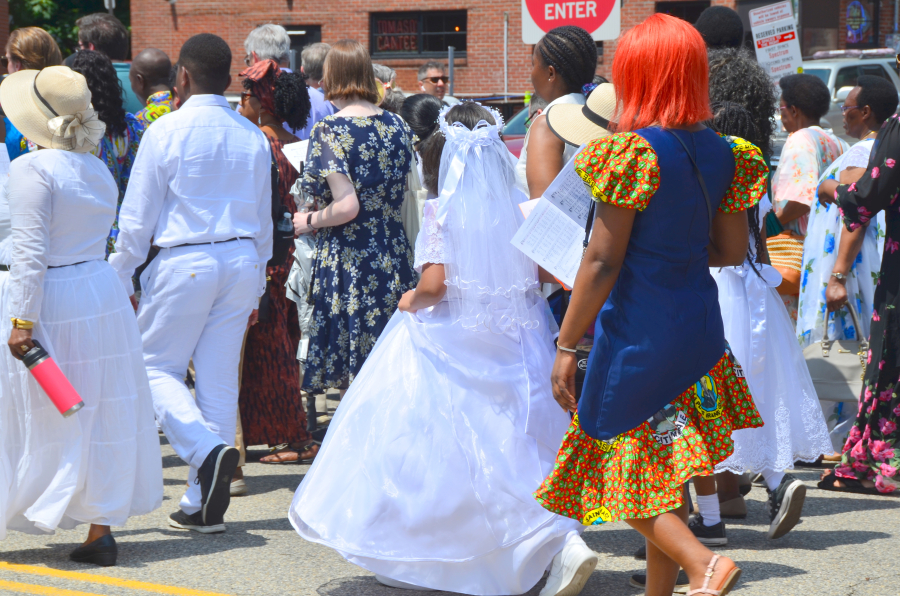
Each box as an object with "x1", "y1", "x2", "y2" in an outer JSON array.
[
  {"x1": 708, "y1": 101, "x2": 764, "y2": 272},
  {"x1": 400, "y1": 94, "x2": 443, "y2": 147},
  {"x1": 419, "y1": 102, "x2": 496, "y2": 196}
]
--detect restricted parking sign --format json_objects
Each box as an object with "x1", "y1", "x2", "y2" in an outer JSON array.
[
  {"x1": 749, "y1": 1, "x2": 804, "y2": 82},
  {"x1": 522, "y1": 0, "x2": 620, "y2": 43}
]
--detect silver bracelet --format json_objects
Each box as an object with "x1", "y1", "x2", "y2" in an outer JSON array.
[{"x1": 557, "y1": 344, "x2": 578, "y2": 354}]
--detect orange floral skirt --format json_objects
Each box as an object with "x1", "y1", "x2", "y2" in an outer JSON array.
[{"x1": 534, "y1": 349, "x2": 763, "y2": 524}]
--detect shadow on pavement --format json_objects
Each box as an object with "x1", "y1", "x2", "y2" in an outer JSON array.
[{"x1": 314, "y1": 569, "x2": 637, "y2": 596}]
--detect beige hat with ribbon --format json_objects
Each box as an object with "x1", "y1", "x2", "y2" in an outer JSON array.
[
  {"x1": 0, "y1": 66, "x2": 106, "y2": 153},
  {"x1": 546, "y1": 83, "x2": 618, "y2": 146}
]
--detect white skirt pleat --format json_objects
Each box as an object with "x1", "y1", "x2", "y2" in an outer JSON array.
[
  {"x1": 0, "y1": 260, "x2": 162, "y2": 534},
  {"x1": 712, "y1": 263, "x2": 833, "y2": 473},
  {"x1": 289, "y1": 303, "x2": 581, "y2": 595}
]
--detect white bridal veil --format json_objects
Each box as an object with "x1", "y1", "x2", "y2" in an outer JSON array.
[{"x1": 434, "y1": 104, "x2": 541, "y2": 333}]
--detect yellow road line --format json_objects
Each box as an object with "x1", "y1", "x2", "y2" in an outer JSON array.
[
  {"x1": 0, "y1": 562, "x2": 233, "y2": 596},
  {"x1": 0, "y1": 578, "x2": 106, "y2": 596}
]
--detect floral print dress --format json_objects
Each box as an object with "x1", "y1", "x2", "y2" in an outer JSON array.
[
  {"x1": 773, "y1": 126, "x2": 847, "y2": 320},
  {"x1": 300, "y1": 111, "x2": 418, "y2": 392},
  {"x1": 834, "y1": 114, "x2": 900, "y2": 494},
  {"x1": 94, "y1": 114, "x2": 143, "y2": 256}
]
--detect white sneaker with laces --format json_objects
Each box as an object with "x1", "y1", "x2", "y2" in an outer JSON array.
[
  {"x1": 374, "y1": 574, "x2": 435, "y2": 591},
  {"x1": 539, "y1": 534, "x2": 598, "y2": 596}
]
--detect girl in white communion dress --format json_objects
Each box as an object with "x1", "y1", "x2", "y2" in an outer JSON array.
[{"x1": 289, "y1": 103, "x2": 598, "y2": 596}]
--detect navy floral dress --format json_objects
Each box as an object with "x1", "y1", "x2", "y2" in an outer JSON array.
[
  {"x1": 834, "y1": 112, "x2": 900, "y2": 494},
  {"x1": 301, "y1": 110, "x2": 417, "y2": 392}
]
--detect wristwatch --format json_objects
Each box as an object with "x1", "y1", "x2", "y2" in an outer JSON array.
[{"x1": 831, "y1": 272, "x2": 848, "y2": 282}]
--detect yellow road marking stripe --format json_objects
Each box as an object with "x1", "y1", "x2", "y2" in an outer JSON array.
[
  {"x1": 0, "y1": 578, "x2": 106, "y2": 596},
  {"x1": 0, "y1": 562, "x2": 232, "y2": 596}
]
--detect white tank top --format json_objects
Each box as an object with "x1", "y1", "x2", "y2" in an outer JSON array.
[{"x1": 514, "y1": 92, "x2": 585, "y2": 196}]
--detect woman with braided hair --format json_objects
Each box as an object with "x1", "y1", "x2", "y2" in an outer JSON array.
[{"x1": 515, "y1": 25, "x2": 598, "y2": 198}]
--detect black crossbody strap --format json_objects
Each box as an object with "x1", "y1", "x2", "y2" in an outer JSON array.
[{"x1": 668, "y1": 130, "x2": 715, "y2": 241}]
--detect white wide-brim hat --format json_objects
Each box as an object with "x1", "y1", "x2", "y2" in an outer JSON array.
[
  {"x1": 0, "y1": 66, "x2": 105, "y2": 152},
  {"x1": 546, "y1": 83, "x2": 618, "y2": 146}
]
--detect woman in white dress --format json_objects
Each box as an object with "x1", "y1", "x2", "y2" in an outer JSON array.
[
  {"x1": 796, "y1": 76, "x2": 898, "y2": 451},
  {"x1": 0, "y1": 66, "x2": 162, "y2": 566},
  {"x1": 696, "y1": 103, "x2": 832, "y2": 544},
  {"x1": 289, "y1": 103, "x2": 597, "y2": 596}
]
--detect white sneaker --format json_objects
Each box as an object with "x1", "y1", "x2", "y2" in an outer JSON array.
[
  {"x1": 374, "y1": 574, "x2": 435, "y2": 591},
  {"x1": 230, "y1": 478, "x2": 248, "y2": 497},
  {"x1": 539, "y1": 534, "x2": 598, "y2": 596}
]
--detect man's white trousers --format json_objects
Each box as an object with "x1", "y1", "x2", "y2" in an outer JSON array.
[{"x1": 137, "y1": 240, "x2": 259, "y2": 514}]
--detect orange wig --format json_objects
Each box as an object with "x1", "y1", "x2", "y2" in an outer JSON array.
[{"x1": 612, "y1": 13, "x2": 712, "y2": 131}]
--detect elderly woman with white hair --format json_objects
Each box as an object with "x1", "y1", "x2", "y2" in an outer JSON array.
[
  {"x1": 244, "y1": 24, "x2": 332, "y2": 139},
  {"x1": 0, "y1": 66, "x2": 162, "y2": 565}
]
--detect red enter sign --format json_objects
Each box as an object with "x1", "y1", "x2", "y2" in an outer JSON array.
[{"x1": 524, "y1": 0, "x2": 616, "y2": 34}]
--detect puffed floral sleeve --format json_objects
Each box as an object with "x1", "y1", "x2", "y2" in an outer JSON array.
[
  {"x1": 301, "y1": 118, "x2": 352, "y2": 205},
  {"x1": 837, "y1": 115, "x2": 900, "y2": 233},
  {"x1": 574, "y1": 132, "x2": 660, "y2": 210},
  {"x1": 718, "y1": 134, "x2": 768, "y2": 213}
]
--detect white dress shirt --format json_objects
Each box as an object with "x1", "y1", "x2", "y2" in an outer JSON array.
[
  {"x1": 8, "y1": 150, "x2": 118, "y2": 322},
  {"x1": 109, "y1": 94, "x2": 273, "y2": 297}
]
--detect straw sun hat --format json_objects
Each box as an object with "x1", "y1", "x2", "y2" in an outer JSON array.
[
  {"x1": 0, "y1": 65, "x2": 105, "y2": 152},
  {"x1": 546, "y1": 83, "x2": 618, "y2": 146}
]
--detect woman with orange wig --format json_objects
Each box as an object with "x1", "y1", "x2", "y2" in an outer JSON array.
[{"x1": 534, "y1": 14, "x2": 767, "y2": 596}]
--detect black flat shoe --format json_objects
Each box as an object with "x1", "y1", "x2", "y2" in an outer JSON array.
[{"x1": 69, "y1": 534, "x2": 117, "y2": 567}]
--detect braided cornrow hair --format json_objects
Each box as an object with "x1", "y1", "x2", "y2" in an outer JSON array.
[
  {"x1": 707, "y1": 101, "x2": 764, "y2": 276},
  {"x1": 537, "y1": 26, "x2": 598, "y2": 95}
]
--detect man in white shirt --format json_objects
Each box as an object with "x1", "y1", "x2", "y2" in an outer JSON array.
[{"x1": 109, "y1": 33, "x2": 272, "y2": 534}]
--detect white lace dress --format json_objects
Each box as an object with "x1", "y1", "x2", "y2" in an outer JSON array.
[
  {"x1": 712, "y1": 196, "x2": 833, "y2": 473},
  {"x1": 289, "y1": 199, "x2": 581, "y2": 595}
]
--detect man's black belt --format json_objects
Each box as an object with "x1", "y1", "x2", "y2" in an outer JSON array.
[
  {"x1": 49, "y1": 260, "x2": 93, "y2": 269},
  {"x1": 168, "y1": 237, "x2": 253, "y2": 249}
]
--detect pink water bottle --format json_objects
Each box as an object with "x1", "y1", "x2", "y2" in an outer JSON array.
[{"x1": 22, "y1": 340, "x2": 84, "y2": 417}]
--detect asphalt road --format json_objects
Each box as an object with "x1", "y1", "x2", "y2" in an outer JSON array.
[{"x1": 0, "y1": 409, "x2": 897, "y2": 596}]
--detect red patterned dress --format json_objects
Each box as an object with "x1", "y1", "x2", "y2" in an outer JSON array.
[
  {"x1": 535, "y1": 129, "x2": 767, "y2": 524},
  {"x1": 239, "y1": 135, "x2": 310, "y2": 446}
]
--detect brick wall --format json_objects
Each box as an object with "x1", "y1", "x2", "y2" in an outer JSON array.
[
  {"x1": 597, "y1": 0, "x2": 737, "y2": 79},
  {"x1": 131, "y1": 0, "x2": 534, "y2": 96}
]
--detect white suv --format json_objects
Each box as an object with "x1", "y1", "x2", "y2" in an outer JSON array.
[{"x1": 802, "y1": 50, "x2": 900, "y2": 142}]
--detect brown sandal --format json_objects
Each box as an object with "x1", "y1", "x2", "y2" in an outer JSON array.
[
  {"x1": 259, "y1": 442, "x2": 319, "y2": 464},
  {"x1": 687, "y1": 555, "x2": 741, "y2": 596}
]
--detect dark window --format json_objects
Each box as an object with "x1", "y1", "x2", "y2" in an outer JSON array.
[
  {"x1": 845, "y1": 0, "x2": 880, "y2": 49},
  {"x1": 371, "y1": 11, "x2": 467, "y2": 57},
  {"x1": 835, "y1": 66, "x2": 859, "y2": 90},
  {"x1": 860, "y1": 64, "x2": 890, "y2": 80},
  {"x1": 654, "y1": 1, "x2": 711, "y2": 23}
]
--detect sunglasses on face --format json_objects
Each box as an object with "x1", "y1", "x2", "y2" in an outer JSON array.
[
  {"x1": 0, "y1": 55, "x2": 7, "y2": 68},
  {"x1": 244, "y1": 54, "x2": 253, "y2": 67},
  {"x1": 841, "y1": 104, "x2": 861, "y2": 114},
  {"x1": 240, "y1": 91, "x2": 255, "y2": 102},
  {"x1": 421, "y1": 76, "x2": 449, "y2": 85}
]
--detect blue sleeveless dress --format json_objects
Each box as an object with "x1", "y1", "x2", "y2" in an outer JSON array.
[{"x1": 536, "y1": 128, "x2": 768, "y2": 524}]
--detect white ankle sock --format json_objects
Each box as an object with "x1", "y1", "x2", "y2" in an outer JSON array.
[
  {"x1": 762, "y1": 469, "x2": 785, "y2": 492},
  {"x1": 696, "y1": 494, "x2": 721, "y2": 526}
]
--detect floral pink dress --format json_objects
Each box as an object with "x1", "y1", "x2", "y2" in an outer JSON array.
[
  {"x1": 773, "y1": 126, "x2": 847, "y2": 319},
  {"x1": 832, "y1": 114, "x2": 900, "y2": 494}
]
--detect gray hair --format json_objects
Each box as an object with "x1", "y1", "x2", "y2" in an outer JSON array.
[
  {"x1": 301, "y1": 42, "x2": 331, "y2": 81},
  {"x1": 372, "y1": 63, "x2": 396, "y2": 85},
  {"x1": 417, "y1": 60, "x2": 444, "y2": 81},
  {"x1": 244, "y1": 24, "x2": 290, "y2": 63}
]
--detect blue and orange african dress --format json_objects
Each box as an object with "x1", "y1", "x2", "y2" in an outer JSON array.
[{"x1": 535, "y1": 128, "x2": 768, "y2": 524}]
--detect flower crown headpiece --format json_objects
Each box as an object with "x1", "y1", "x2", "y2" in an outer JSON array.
[{"x1": 438, "y1": 102, "x2": 506, "y2": 146}]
